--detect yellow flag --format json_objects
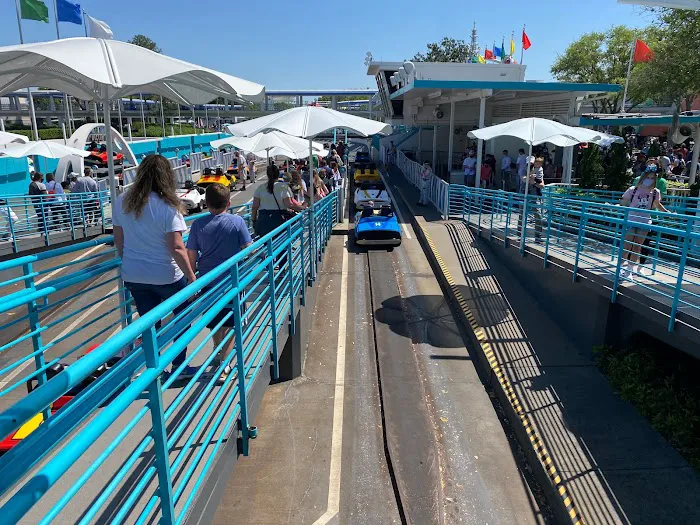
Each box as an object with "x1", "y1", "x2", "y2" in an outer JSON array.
[
  {"x1": 478, "y1": 55, "x2": 486, "y2": 64},
  {"x1": 510, "y1": 38, "x2": 516, "y2": 56}
]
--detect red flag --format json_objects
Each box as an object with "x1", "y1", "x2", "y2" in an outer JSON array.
[
  {"x1": 484, "y1": 49, "x2": 494, "y2": 60},
  {"x1": 522, "y1": 31, "x2": 532, "y2": 50},
  {"x1": 633, "y1": 39, "x2": 653, "y2": 63}
]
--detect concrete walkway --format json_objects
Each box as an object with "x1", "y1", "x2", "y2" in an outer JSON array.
[{"x1": 384, "y1": 165, "x2": 700, "y2": 525}]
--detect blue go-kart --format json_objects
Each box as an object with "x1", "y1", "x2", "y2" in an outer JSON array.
[{"x1": 354, "y1": 204, "x2": 402, "y2": 247}]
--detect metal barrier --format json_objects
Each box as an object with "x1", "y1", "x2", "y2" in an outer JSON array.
[
  {"x1": 395, "y1": 150, "x2": 450, "y2": 219},
  {"x1": 543, "y1": 185, "x2": 700, "y2": 215},
  {"x1": 0, "y1": 192, "x2": 338, "y2": 522},
  {"x1": 0, "y1": 191, "x2": 110, "y2": 255},
  {"x1": 448, "y1": 186, "x2": 700, "y2": 332},
  {"x1": 190, "y1": 152, "x2": 203, "y2": 174}
]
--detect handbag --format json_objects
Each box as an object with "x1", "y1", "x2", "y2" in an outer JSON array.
[{"x1": 273, "y1": 187, "x2": 297, "y2": 222}]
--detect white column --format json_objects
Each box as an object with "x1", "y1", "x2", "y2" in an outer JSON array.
[
  {"x1": 690, "y1": 125, "x2": 700, "y2": 186},
  {"x1": 475, "y1": 96, "x2": 486, "y2": 188},
  {"x1": 448, "y1": 99, "x2": 456, "y2": 176},
  {"x1": 27, "y1": 92, "x2": 39, "y2": 141},
  {"x1": 432, "y1": 124, "x2": 438, "y2": 172},
  {"x1": 417, "y1": 126, "x2": 422, "y2": 163},
  {"x1": 562, "y1": 147, "x2": 574, "y2": 183},
  {"x1": 103, "y1": 96, "x2": 117, "y2": 206}
]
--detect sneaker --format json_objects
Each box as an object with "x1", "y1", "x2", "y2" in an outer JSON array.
[
  {"x1": 168, "y1": 365, "x2": 198, "y2": 380},
  {"x1": 220, "y1": 365, "x2": 232, "y2": 382}
]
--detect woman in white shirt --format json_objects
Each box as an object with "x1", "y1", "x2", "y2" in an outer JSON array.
[
  {"x1": 252, "y1": 164, "x2": 305, "y2": 237},
  {"x1": 113, "y1": 154, "x2": 198, "y2": 379}
]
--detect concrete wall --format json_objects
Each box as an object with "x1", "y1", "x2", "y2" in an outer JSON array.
[
  {"x1": 474, "y1": 231, "x2": 699, "y2": 359},
  {"x1": 413, "y1": 62, "x2": 526, "y2": 83}
]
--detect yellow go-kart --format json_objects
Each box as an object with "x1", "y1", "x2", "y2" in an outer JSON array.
[
  {"x1": 197, "y1": 168, "x2": 235, "y2": 188},
  {"x1": 353, "y1": 161, "x2": 381, "y2": 183}
]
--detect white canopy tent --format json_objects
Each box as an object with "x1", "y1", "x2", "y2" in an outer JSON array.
[
  {"x1": 469, "y1": 118, "x2": 606, "y2": 251},
  {"x1": 0, "y1": 131, "x2": 30, "y2": 147},
  {"x1": 0, "y1": 141, "x2": 90, "y2": 159},
  {"x1": 0, "y1": 37, "x2": 264, "y2": 203}
]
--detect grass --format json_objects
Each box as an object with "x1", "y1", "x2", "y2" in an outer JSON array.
[{"x1": 594, "y1": 339, "x2": 700, "y2": 471}]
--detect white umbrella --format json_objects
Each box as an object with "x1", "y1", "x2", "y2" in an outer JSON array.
[
  {"x1": 468, "y1": 118, "x2": 606, "y2": 251},
  {"x1": 0, "y1": 130, "x2": 29, "y2": 146},
  {"x1": 0, "y1": 141, "x2": 90, "y2": 159},
  {"x1": 212, "y1": 130, "x2": 326, "y2": 163},
  {"x1": 618, "y1": 0, "x2": 700, "y2": 8},
  {"x1": 0, "y1": 37, "x2": 265, "y2": 204},
  {"x1": 228, "y1": 106, "x2": 391, "y2": 279},
  {"x1": 253, "y1": 146, "x2": 330, "y2": 160}
]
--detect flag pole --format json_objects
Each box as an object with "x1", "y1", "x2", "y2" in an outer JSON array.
[
  {"x1": 52, "y1": 0, "x2": 60, "y2": 38},
  {"x1": 82, "y1": 9, "x2": 88, "y2": 36},
  {"x1": 621, "y1": 36, "x2": 635, "y2": 114},
  {"x1": 520, "y1": 25, "x2": 525, "y2": 64},
  {"x1": 14, "y1": 0, "x2": 40, "y2": 142}
]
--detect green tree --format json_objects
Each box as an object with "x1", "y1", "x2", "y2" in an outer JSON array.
[
  {"x1": 551, "y1": 26, "x2": 641, "y2": 113},
  {"x1": 127, "y1": 34, "x2": 161, "y2": 53},
  {"x1": 413, "y1": 37, "x2": 471, "y2": 63},
  {"x1": 628, "y1": 10, "x2": 700, "y2": 110},
  {"x1": 605, "y1": 137, "x2": 631, "y2": 191},
  {"x1": 579, "y1": 145, "x2": 604, "y2": 188}
]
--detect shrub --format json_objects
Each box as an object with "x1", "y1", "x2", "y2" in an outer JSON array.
[
  {"x1": 579, "y1": 144, "x2": 604, "y2": 189},
  {"x1": 604, "y1": 141, "x2": 631, "y2": 191}
]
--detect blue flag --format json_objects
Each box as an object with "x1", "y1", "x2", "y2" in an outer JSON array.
[
  {"x1": 494, "y1": 45, "x2": 503, "y2": 60},
  {"x1": 56, "y1": 0, "x2": 82, "y2": 24}
]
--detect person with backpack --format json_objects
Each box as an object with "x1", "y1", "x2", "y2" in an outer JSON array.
[
  {"x1": 28, "y1": 172, "x2": 48, "y2": 234},
  {"x1": 619, "y1": 158, "x2": 671, "y2": 279}
]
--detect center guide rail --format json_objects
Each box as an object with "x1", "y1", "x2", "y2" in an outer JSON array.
[{"x1": 0, "y1": 192, "x2": 339, "y2": 523}]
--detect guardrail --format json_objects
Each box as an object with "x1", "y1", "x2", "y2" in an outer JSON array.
[
  {"x1": 394, "y1": 150, "x2": 450, "y2": 219},
  {"x1": 0, "y1": 191, "x2": 111, "y2": 255},
  {"x1": 543, "y1": 185, "x2": 700, "y2": 215},
  {"x1": 0, "y1": 192, "x2": 338, "y2": 522},
  {"x1": 448, "y1": 186, "x2": 700, "y2": 332}
]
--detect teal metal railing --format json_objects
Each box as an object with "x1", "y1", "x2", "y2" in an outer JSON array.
[
  {"x1": 0, "y1": 190, "x2": 111, "y2": 254},
  {"x1": 0, "y1": 193, "x2": 337, "y2": 523},
  {"x1": 447, "y1": 186, "x2": 700, "y2": 332}
]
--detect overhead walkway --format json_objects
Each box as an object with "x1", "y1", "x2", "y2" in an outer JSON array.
[{"x1": 386, "y1": 156, "x2": 700, "y2": 524}]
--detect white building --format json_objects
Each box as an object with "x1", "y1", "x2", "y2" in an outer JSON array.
[{"x1": 367, "y1": 60, "x2": 621, "y2": 183}]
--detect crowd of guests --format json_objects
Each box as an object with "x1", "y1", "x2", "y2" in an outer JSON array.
[{"x1": 23, "y1": 166, "x2": 104, "y2": 235}]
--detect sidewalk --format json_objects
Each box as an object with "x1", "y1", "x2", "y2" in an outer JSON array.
[{"x1": 385, "y1": 165, "x2": 700, "y2": 525}]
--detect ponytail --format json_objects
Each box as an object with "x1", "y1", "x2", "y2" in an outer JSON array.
[{"x1": 266, "y1": 164, "x2": 279, "y2": 193}]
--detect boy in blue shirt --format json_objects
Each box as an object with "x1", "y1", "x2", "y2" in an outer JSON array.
[{"x1": 187, "y1": 183, "x2": 252, "y2": 379}]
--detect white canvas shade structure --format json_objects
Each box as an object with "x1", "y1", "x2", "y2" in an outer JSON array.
[
  {"x1": 0, "y1": 37, "x2": 265, "y2": 203},
  {"x1": 227, "y1": 106, "x2": 391, "y2": 279},
  {"x1": 469, "y1": 117, "x2": 608, "y2": 251},
  {"x1": 0, "y1": 141, "x2": 90, "y2": 159},
  {"x1": 211, "y1": 130, "x2": 327, "y2": 163},
  {"x1": 0, "y1": 130, "x2": 30, "y2": 146}
]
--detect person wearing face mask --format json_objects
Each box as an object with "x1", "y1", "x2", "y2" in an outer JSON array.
[
  {"x1": 619, "y1": 159, "x2": 670, "y2": 279},
  {"x1": 633, "y1": 157, "x2": 667, "y2": 195}
]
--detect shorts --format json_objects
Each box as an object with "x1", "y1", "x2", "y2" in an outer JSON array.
[
  {"x1": 207, "y1": 307, "x2": 235, "y2": 330},
  {"x1": 629, "y1": 225, "x2": 651, "y2": 234}
]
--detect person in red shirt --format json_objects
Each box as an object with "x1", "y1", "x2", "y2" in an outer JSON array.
[{"x1": 479, "y1": 162, "x2": 493, "y2": 188}]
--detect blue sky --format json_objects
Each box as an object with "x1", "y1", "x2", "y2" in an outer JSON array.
[{"x1": 0, "y1": 0, "x2": 655, "y2": 91}]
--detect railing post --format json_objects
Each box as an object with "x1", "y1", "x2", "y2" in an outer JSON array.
[
  {"x1": 267, "y1": 238, "x2": 280, "y2": 380},
  {"x1": 7, "y1": 202, "x2": 18, "y2": 254},
  {"x1": 67, "y1": 197, "x2": 76, "y2": 241},
  {"x1": 79, "y1": 196, "x2": 87, "y2": 236},
  {"x1": 504, "y1": 193, "x2": 511, "y2": 245},
  {"x1": 300, "y1": 214, "x2": 307, "y2": 306},
  {"x1": 668, "y1": 217, "x2": 693, "y2": 332},
  {"x1": 141, "y1": 326, "x2": 176, "y2": 524},
  {"x1": 572, "y1": 202, "x2": 588, "y2": 281},
  {"x1": 611, "y1": 209, "x2": 631, "y2": 304},
  {"x1": 40, "y1": 198, "x2": 49, "y2": 246},
  {"x1": 544, "y1": 197, "x2": 553, "y2": 268},
  {"x1": 230, "y1": 263, "x2": 250, "y2": 455},
  {"x1": 99, "y1": 192, "x2": 106, "y2": 232},
  {"x1": 22, "y1": 262, "x2": 50, "y2": 420},
  {"x1": 520, "y1": 194, "x2": 529, "y2": 255},
  {"x1": 287, "y1": 223, "x2": 295, "y2": 334}
]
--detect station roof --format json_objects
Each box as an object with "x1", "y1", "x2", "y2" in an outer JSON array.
[
  {"x1": 580, "y1": 113, "x2": 700, "y2": 126},
  {"x1": 389, "y1": 79, "x2": 621, "y2": 101}
]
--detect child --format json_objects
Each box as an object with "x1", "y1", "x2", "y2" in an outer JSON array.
[{"x1": 186, "y1": 183, "x2": 252, "y2": 380}]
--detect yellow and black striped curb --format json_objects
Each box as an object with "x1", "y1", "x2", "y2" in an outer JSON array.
[{"x1": 416, "y1": 221, "x2": 584, "y2": 525}]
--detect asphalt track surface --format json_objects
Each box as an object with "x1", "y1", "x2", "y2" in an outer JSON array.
[{"x1": 215, "y1": 167, "x2": 548, "y2": 524}]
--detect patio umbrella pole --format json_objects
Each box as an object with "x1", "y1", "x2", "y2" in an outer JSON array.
[
  {"x1": 309, "y1": 137, "x2": 316, "y2": 281},
  {"x1": 103, "y1": 96, "x2": 117, "y2": 207},
  {"x1": 519, "y1": 141, "x2": 533, "y2": 252}
]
